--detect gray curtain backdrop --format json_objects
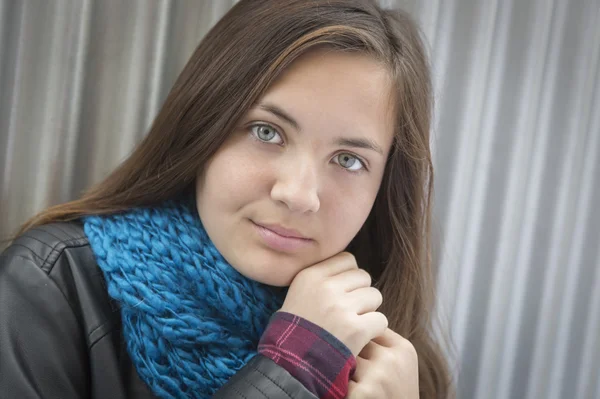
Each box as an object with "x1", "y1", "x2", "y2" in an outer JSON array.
[{"x1": 1, "y1": 1, "x2": 598, "y2": 398}]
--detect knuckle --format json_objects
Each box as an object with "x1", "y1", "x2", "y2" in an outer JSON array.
[
  {"x1": 358, "y1": 269, "x2": 372, "y2": 285},
  {"x1": 406, "y1": 342, "x2": 419, "y2": 363},
  {"x1": 372, "y1": 287, "x2": 383, "y2": 303},
  {"x1": 377, "y1": 312, "x2": 389, "y2": 331},
  {"x1": 398, "y1": 336, "x2": 417, "y2": 354},
  {"x1": 394, "y1": 338, "x2": 418, "y2": 366},
  {"x1": 340, "y1": 251, "x2": 357, "y2": 265}
]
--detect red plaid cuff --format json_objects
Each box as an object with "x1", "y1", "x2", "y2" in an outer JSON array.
[{"x1": 258, "y1": 311, "x2": 356, "y2": 399}]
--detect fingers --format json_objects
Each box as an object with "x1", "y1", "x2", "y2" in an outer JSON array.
[
  {"x1": 351, "y1": 356, "x2": 370, "y2": 382},
  {"x1": 346, "y1": 287, "x2": 383, "y2": 315},
  {"x1": 283, "y1": 251, "x2": 386, "y2": 358},
  {"x1": 358, "y1": 311, "x2": 388, "y2": 341},
  {"x1": 348, "y1": 379, "x2": 360, "y2": 395},
  {"x1": 329, "y1": 268, "x2": 372, "y2": 292},
  {"x1": 357, "y1": 340, "x2": 379, "y2": 360},
  {"x1": 308, "y1": 251, "x2": 358, "y2": 277},
  {"x1": 372, "y1": 328, "x2": 406, "y2": 348},
  {"x1": 349, "y1": 339, "x2": 417, "y2": 399}
]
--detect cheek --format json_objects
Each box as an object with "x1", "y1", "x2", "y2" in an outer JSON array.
[
  {"x1": 319, "y1": 179, "x2": 379, "y2": 252},
  {"x1": 197, "y1": 147, "x2": 273, "y2": 210}
]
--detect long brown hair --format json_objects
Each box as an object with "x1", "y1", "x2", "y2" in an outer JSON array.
[{"x1": 15, "y1": 0, "x2": 452, "y2": 396}]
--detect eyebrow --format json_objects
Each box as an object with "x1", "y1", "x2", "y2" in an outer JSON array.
[
  {"x1": 257, "y1": 102, "x2": 384, "y2": 155},
  {"x1": 258, "y1": 103, "x2": 301, "y2": 131},
  {"x1": 335, "y1": 137, "x2": 384, "y2": 155}
]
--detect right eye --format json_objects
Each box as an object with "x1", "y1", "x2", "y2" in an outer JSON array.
[{"x1": 250, "y1": 124, "x2": 283, "y2": 145}]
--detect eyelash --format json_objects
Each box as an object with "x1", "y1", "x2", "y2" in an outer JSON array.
[
  {"x1": 249, "y1": 123, "x2": 284, "y2": 146},
  {"x1": 248, "y1": 122, "x2": 368, "y2": 174}
]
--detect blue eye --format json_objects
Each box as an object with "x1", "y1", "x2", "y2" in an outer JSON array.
[
  {"x1": 335, "y1": 153, "x2": 365, "y2": 172},
  {"x1": 250, "y1": 124, "x2": 283, "y2": 144}
]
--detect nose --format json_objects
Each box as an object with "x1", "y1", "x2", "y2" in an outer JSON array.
[{"x1": 270, "y1": 157, "x2": 320, "y2": 213}]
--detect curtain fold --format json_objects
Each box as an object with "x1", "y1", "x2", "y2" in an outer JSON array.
[{"x1": 1, "y1": 1, "x2": 598, "y2": 398}]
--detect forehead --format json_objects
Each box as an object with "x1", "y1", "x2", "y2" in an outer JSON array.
[{"x1": 259, "y1": 49, "x2": 396, "y2": 151}]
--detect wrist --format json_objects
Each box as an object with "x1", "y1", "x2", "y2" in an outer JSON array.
[{"x1": 258, "y1": 311, "x2": 356, "y2": 399}]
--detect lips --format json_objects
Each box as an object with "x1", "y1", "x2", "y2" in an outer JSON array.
[
  {"x1": 251, "y1": 220, "x2": 313, "y2": 252},
  {"x1": 254, "y1": 222, "x2": 310, "y2": 240}
]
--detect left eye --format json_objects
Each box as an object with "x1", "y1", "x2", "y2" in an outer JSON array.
[
  {"x1": 335, "y1": 153, "x2": 364, "y2": 171},
  {"x1": 251, "y1": 124, "x2": 283, "y2": 144}
]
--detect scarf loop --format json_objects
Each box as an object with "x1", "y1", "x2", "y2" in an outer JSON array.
[{"x1": 83, "y1": 200, "x2": 284, "y2": 398}]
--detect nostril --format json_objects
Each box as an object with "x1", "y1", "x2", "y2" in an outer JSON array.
[
  {"x1": 270, "y1": 159, "x2": 320, "y2": 213},
  {"x1": 270, "y1": 184, "x2": 320, "y2": 213}
]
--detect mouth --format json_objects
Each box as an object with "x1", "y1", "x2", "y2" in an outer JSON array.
[
  {"x1": 254, "y1": 222, "x2": 310, "y2": 240},
  {"x1": 250, "y1": 220, "x2": 313, "y2": 252}
]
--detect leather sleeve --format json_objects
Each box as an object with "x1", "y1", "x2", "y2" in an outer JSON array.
[
  {"x1": 213, "y1": 355, "x2": 318, "y2": 399},
  {"x1": 0, "y1": 250, "x2": 89, "y2": 399}
]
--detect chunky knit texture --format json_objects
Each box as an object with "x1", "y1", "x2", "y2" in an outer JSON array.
[{"x1": 83, "y1": 199, "x2": 285, "y2": 398}]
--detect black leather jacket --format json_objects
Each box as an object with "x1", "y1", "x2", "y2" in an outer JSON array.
[{"x1": 0, "y1": 222, "x2": 316, "y2": 399}]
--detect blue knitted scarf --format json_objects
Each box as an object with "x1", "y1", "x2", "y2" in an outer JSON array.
[{"x1": 83, "y1": 199, "x2": 285, "y2": 398}]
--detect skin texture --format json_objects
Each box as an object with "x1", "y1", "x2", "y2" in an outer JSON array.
[
  {"x1": 279, "y1": 252, "x2": 420, "y2": 398},
  {"x1": 196, "y1": 49, "x2": 395, "y2": 287},
  {"x1": 197, "y1": 49, "x2": 420, "y2": 398}
]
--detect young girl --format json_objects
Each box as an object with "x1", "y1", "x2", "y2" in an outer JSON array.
[{"x1": 0, "y1": 0, "x2": 452, "y2": 398}]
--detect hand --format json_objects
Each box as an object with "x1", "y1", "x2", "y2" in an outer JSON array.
[
  {"x1": 279, "y1": 252, "x2": 388, "y2": 356},
  {"x1": 348, "y1": 328, "x2": 419, "y2": 398}
]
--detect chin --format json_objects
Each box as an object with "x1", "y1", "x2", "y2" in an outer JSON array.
[
  {"x1": 247, "y1": 265, "x2": 296, "y2": 287},
  {"x1": 258, "y1": 275, "x2": 293, "y2": 287},
  {"x1": 231, "y1": 256, "x2": 299, "y2": 287}
]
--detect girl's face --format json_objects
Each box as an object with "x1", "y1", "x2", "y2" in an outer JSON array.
[{"x1": 196, "y1": 49, "x2": 395, "y2": 286}]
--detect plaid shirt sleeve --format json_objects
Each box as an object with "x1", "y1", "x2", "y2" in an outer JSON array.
[{"x1": 258, "y1": 311, "x2": 356, "y2": 399}]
